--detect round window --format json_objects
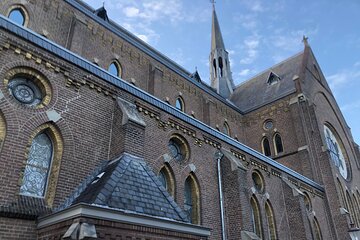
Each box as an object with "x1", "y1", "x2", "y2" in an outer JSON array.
[
  {"x1": 252, "y1": 171, "x2": 264, "y2": 193},
  {"x1": 263, "y1": 120, "x2": 273, "y2": 130},
  {"x1": 168, "y1": 135, "x2": 189, "y2": 162},
  {"x1": 4, "y1": 68, "x2": 52, "y2": 109},
  {"x1": 8, "y1": 77, "x2": 43, "y2": 107}
]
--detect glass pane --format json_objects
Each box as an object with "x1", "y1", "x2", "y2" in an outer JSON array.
[
  {"x1": 175, "y1": 98, "x2": 183, "y2": 111},
  {"x1": 184, "y1": 179, "x2": 193, "y2": 222},
  {"x1": 108, "y1": 63, "x2": 119, "y2": 76},
  {"x1": 263, "y1": 138, "x2": 271, "y2": 156},
  {"x1": 20, "y1": 133, "x2": 53, "y2": 197},
  {"x1": 158, "y1": 170, "x2": 167, "y2": 190},
  {"x1": 9, "y1": 9, "x2": 25, "y2": 26}
]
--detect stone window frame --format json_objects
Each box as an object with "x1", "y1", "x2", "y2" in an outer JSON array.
[
  {"x1": 303, "y1": 192, "x2": 312, "y2": 212},
  {"x1": 223, "y1": 121, "x2": 230, "y2": 136},
  {"x1": 0, "y1": 112, "x2": 5, "y2": 152},
  {"x1": 4, "y1": 67, "x2": 52, "y2": 109},
  {"x1": 19, "y1": 123, "x2": 63, "y2": 207},
  {"x1": 158, "y1": 163, "x2": 176, "y2": 198},
  {"x1": 313, "y1": 217, "x2": 323, "y2": 240},
  {"x1": 175, "y1": 96, "x2": 185, "y2": 112},
  {"x1": 252, "y1": 170, "x2": 265, "y2": 193},
  {"x1": 261, "y1": 137, "x2": 271, "y2": 157},
  {"x1": 184, "y1": 173, "x2": 201, "y2": 225},
  {"x1": 273, "y1": 133, "x2": 284, "y2": 155},
  {"x1": 108, "y1": 60, "x2": 122, "y2": 78},
  {"x1": 250, "y1": 195, "x2": 263, "y2": 238},
  {"x1": 168, "y1": 134, "x2": 190, "y2": 163},
  {"x1": 265, "y1": 200, "x2": 277, "y2": 240},
  {"x1": 7, "y1": 4, "x2": 29, "y2": 27}
]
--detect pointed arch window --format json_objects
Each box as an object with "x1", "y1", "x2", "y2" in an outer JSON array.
[
  {"x1": 218, "y1": 57, "x2": 223, "y2": 77},
  {"x1": 265, "y1": 200, "x2": 277, "y2": 240},
  {"x1": 274, "y1": 133, "x2": 283, "y2": 155},
  {"x1": 158, "y1": 164, "x2": 175, "y2": 197},
  {"x1": 184, "y1": 174, "x2": 200, "y2": 224},
  {"x1": 313, "y1": 217, "x2": 323, "y2": 240},
  {"x1": 352, "y1": 194, "x2": 360, "y2": 227},
  {"x1": 250, "y1": 196, "x2": 263, "y2": 238},
  {"x1": 20, "y1": 131, "x2": 53, "y2": 197},
  {"x1": 213, "y1": 59, "x2": 217, "y2": 78},
  {"x1": 346, "y1": 190, "x2": 357, "y2": 225},
  {"x1": 262, "y1": 137, "x2": 271, "y2": 157},
  {"x1": 223, "y1": 122, "x2": 230, "y2": 136},
  {"x1": 108, "y1": 61, "x2": 122, "y2": 77},
  {"x1": 19, "y1": 124, "x2": 63, "y2": 206},
  {"x1": 175, "y1": 97, "x2": 185, "y2": 112}
]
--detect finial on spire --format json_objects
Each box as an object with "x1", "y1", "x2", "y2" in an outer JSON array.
[
  {"x1": 210, "y1": 0, "x2": 216, "y2": 7},
  {"x1": 102, "y1": 1, "x2": 105, "y2": 7},
  {"x1": 302, "y1": 35, "x2": 309, "y2": 47}
]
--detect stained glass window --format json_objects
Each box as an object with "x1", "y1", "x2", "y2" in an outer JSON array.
[
  {"x1": 8, "y1": 77, "x2": 43, "y2": 107},
  {"x1": 265, "y1": 200, "x2": 277, "y2": 240},
  {"x1": 184, "y1": 175, "x2": 200, "y2": 224},
  {"x1": 184, "y1": 178, "x2": 193, "y2": 222},
  {"x1": 251, "y1": 196, "x2": 263, "y2": 238},
  {"x1": 168, "y1": 139, "x2": 184, "y2": 161},
  {"x1": 324, "y1": 125, "x2": 347, "y2": 179},
  {"x1": 274, "y1": 133, "x2": 283, "y2": 154},
  {"x1": 158, "y1": 170, "x2": 167, "y2": 190},
  {"x1": 20, "y1": 132, "x2": 53, "y2": 197}
]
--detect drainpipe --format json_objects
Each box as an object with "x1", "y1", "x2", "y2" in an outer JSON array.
[{"x1": 215, "y1": 151, "x2": 226, "y2": 240}]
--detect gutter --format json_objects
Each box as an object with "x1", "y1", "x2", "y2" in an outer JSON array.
[{"x1": 215, "y1": 151, "x2": 226, "y2": 240}]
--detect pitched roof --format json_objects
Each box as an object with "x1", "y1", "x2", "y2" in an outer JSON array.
[
  {"x1": 68, "y1": 153, "x2": 188, "y2": 222},
  {"x1": 211, "y1": 5, "x2": 226, "y2": 51},
  {"x1": 230, "y1": 52, "x2": 304, "y2": 112}
]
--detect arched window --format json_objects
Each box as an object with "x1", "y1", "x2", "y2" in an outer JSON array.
[
  {"x1": 184, "y1": 174, "x2": 200, "y2": 224},
  {"x1": 273, "y1": 133, "x2": 283, "y2": 155},
  {"x1": 223, "y1": 122, "x2": 230, "y2": 136},
  {"x1": 20, "y1": 124, "x2": 63, "y2": 206},
  {"x1": 346, "y1": 191, "x2": 357, "y2": 225},
  {"x1": 303, "y1": 192, "x2": 312, "y2": 212},
  {"x1": 262, "y1": 137, "x2": 271, "y2": 157},
  {"x1": 213, "y1": 59, "x2": 217, "y2": 78},
  {"x1": 158, "y1": 164, "x2": 175, "y2": 197},
  {"x1": 250, "y1": 196, "x2": 263, "y2": 238},
  {"x1": 175, "y1": 97, "x2": 185, "y2": 112},
  {"x1": 313, "y1": 217, "x2": 323, "y2": 240},
  {"x1": 0, "y1": 113, "x2": 6, "y2": 151},
  {"x1": 352, "y1": 193, "x2": 360, "y2": 227},
  {"x1": 8, "y1": 6, "x2": 28, "y2": 26},
  {"x1": 324, "y1": 125, "x2": 348, "y2": 179},
  {"x1": 265, "y1": 200, "x2": 277, "y2": 240},
  {"x1": 108, "y1": 61, "x2": 122, "y2": 77},
  {"x1": 20, "y1": 131, "x2": 53, "y2": 197},
  {"x1": 337, "y1": 178, "x2": 347, "y2": 209},
  {"x1": 218, "y1": 57, "x2": 223, "y2": 77}
]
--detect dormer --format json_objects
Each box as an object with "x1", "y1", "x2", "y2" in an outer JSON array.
[{"x1": 267, "y1": 72, "x2": 281, "y2": 85}]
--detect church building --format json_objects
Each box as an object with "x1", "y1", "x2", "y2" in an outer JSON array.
[{"x1": 0, "y1": 0, "x2": 359, "y2": 239}]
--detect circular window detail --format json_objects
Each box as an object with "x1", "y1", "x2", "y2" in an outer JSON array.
[
  {"x1": 263, "y1": 120, "x2": 273, "y2": 130},
  {"x1": 8, "y1": 78, "x2": 42, "y2": 106},
  {"x1": 4, "y1": 67, "x2": 52, "y2": 108},
  {"x1": 168, "y1": 135, "x2": 189, "y2": 162},
  {"x1": 252, "y1": 170, "x2": 264, "y2": 193}
]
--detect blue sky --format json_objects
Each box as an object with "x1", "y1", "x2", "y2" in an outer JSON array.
[{"x1": 83, "y1": 0, "x2": 360, "y2": 144}]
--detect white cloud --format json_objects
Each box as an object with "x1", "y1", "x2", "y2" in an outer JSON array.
[
  {"x1": 240, "y1": 35, "x2": 261, "y2": 64},
  {"x1": 239, "y1": 69, "x2": 250, "y2": 76},
  {"x1": 123, "y1": 7, "x2": 140, "y2": 17},
  {"x1": 327, "y1": 69, "x2": 360, "y2": 90}
]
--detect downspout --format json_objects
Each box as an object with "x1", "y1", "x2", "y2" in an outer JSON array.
[{"x1": 215, "y1": 151, "x2": 226, "y2": 240}]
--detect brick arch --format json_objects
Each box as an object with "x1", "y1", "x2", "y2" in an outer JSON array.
[
  {"x1": 0, "y1": 111, "x2": 6, "y2": 151},
  {"x1": 0, "y1": 60, "x2": 60, "y2": 111},
  {"x1": 3, "y1": 1, "x2": 34, "y2": 27}
]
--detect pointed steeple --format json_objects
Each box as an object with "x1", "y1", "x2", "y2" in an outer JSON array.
[
  {"x1": 211, "y1": 4, "x2": 225, "y2": 51},
  {"x1": 209, "y1": 4, "x2": 234, "y2": 99}
]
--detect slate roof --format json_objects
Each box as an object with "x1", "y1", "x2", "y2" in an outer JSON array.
[
  {"x1": 230, "y1": 52, "x2": 304, "y2": 112},
  {"x1": 68, "y1": 153, "x2": 188, "y2": 222}
]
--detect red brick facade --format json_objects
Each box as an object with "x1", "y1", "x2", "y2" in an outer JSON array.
[{"x1": 0, "y1": 1, "x2": 359, "y2": 239}]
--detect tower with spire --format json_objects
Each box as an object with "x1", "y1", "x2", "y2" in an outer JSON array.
[{"x1": 209, "y1": 3, "x2": 235, "y2": 99}]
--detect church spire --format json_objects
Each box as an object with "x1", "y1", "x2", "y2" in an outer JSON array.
[{"x1": 209, "y1": 4, "x2": 234, "y2": 99}]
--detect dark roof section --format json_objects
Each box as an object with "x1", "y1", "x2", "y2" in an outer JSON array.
[
  {"x1": 190, "y1": 70, "x2": 202, "y2": 83},
  {"x1": 71, "y1": 153, "x2": 188, "y2": 222},
  {"x1": 0, "y1": 15, "x2": 324, "y2": 193},
  {"x1": 230, "y1": 52, "x2": 303, "y2": 112},
  {"x1": 0, "y1": 195, "x2": 51, "y2": 219},
  {"x1": 93, "y1": 6, "x2": 109, "y2": 22}
]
